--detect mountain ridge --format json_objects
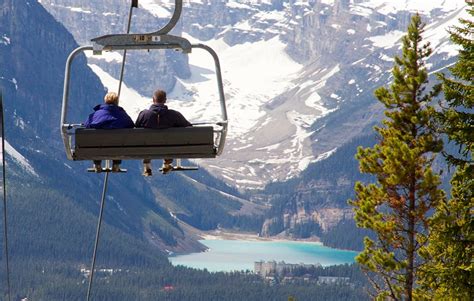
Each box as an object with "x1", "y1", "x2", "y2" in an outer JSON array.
[
  {"x1": 38, "y1": 0, "x2": 466, "y2": 190},
  {"x1": 2, "y1": 0, "x2": 466, "y2": 252}
]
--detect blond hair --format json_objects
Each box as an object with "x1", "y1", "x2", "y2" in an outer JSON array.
[{"x1": 104, "y1": 92, "x2": 119, "y2": 105}]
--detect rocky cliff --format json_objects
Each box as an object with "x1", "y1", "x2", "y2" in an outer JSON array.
[{"x1": 37, "y1": 0, "x2": 465, "y2": 191}]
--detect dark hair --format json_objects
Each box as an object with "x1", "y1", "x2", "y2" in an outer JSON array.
[{"x1": 153, "y1": 90, "x2": 167, "y2": 103}]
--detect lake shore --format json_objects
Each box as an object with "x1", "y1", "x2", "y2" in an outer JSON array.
[
  {"x1": 169, "y1": 236, "x2": 357, "y2": 272},
  {"x1": 199, "y1": 229, "x2": 323, "y2": 244}
]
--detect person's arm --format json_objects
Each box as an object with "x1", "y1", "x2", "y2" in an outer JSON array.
[
  {"x1": 135, "y1": 111, "x2": 144, "y2": 127},
  {"x1": 85, "y1": 112, "x2": 114, "y2": 128},
  {"x1": 175, "y1": 111, "x2": 192, "y2": 127},
  {"x1": 125, "y1": 114, "x2": 134, "y2": 128},
  {"x1": 84, "y1": 113, "x2": 93, "y2": 128}
]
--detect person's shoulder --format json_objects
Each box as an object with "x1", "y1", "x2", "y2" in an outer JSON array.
[
  {"x1": 168, "y1": 109, "x2": 184, "y2": 116},
  {"x1": 139, "y1": 109, "x2": 155, "y2": 116}
]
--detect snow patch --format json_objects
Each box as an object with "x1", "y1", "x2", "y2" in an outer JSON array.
[
  {"x1": 303, "y1": 65, "x2": 340, "y2": 109},
  {"x1": 368, "y1": 30, "x2": 404, "y2": 49},
  {"x1": 423, "y1": 6, "x2": 468, "y2": 57},
  {"x1": 13, "y1": 111, "x2": 26, "y2": 130},
  {"x1": 2, "y1": 140, "x2": 38, "y2": 177},
  {"x1": 226, "y1": 1, "x2": 253, "y2": 10},
  {"x1": 139, "y1": 0, "x2": 172, "y2": 18},
  {"x1": 380, "y1": 54, "x2": 394, "y2": 62},
  {"x1": 11, "y1": 78, "x2": 18, "y2": 90},
  {"x1": 86, "y1": 51, "x2": 123, "y2": 63},
  {"x1": 256, "y1": 143, "x2": 281, "y2": 151},
  {"x1": 87, "y1": 61, "x2": 148, "y2": 121},
  {"x1": 69, "y1": 7, "x2": 91, "y2": 14},
  {"x1": 358, "y1": 0, "x2": 466, "y2": 15},
  {"x1": 315, "y1": 148, "x2": 337, "y2": 162},
  {"x1": 0, "y1": 77, "x2": 18, "y2": 90},
  {"x1": 1, "y1": 35, "x2": 10, "y2": 45},
  {"x1": 170, "y1": 34, "x2": 302, "y2": 140}
]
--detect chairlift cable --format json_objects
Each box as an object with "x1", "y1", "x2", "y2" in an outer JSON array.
[
  {"x1": 86, "y1": 171, "x2": 110, "y2": 301},
  {"x1": 117, "y1": 1, "x2": 136, "y2": 100},
  {"x1": 86, "y1": 2, "x2": 137, "y2": 300},
  {"x1": 0, "y1": 93, "x2": 12, "y2": 301}
]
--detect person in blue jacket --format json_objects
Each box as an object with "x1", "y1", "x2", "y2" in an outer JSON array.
[
  {"x1": 85, "y1": 92, "x2": 134, "y2": 172},
  {"x1": 135, "y1": 89, "x2": 192, "y2": 176}
]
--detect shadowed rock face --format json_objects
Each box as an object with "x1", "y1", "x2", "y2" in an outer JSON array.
[{"x1": 0, "y1": 0, "x2": 105, "y2": 147}]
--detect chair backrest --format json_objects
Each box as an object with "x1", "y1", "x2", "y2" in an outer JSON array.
[{"x1": 73, "y1": 127, "x2": 216, "y2": 160}]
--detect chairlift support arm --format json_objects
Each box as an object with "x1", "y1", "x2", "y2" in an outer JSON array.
[{"x1": 61, "y1": 42, "x2": 227, "y2": 159}]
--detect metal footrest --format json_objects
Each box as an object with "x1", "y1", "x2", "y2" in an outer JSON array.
[
  {"x1": 158, "y1": 166, "x2": 199, "y2": 173},
  {"x1": 87, "y1": 168, "x2": 127, "y2": 173}
]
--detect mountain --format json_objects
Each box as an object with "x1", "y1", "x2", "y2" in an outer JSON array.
[
  {"x1": 1, "y1": 0, "x2": 264, "y2": 261},
  {"x1": 38, "y1": 0, "x2": 467, "y2": 190},
  {"x1": 1, "y1": 0, "x2": 463, "y2": 298},
  {"x1": 2, "y1": 2, "x2": 356, "y2": 300},
  {"x1": 33, "y1": 0, "x2": 467, "y2": 241},
  {"x1": 0, "y1": 0, "x2": 184, "y2": 259}
]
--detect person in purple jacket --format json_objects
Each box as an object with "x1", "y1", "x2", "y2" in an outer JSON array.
[
  {"x1": 85, "y1": 92, "x2": 134, "y2": 172},
  {"x1": 135, "y1": 89, "x2": 192, "y2": 176}
]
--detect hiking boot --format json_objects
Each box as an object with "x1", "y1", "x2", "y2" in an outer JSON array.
[
  {"x1": 111, "y1": 163, "x2": 121, "y2": 172},
  {"x1": 143, "y1": 168, "x2": 153, "y2": 177},
  {"x1": 161, "y1": 163, "x2": 173, "y2": 174},
  {"x1": 93, "y1": 163, "x2": 102, "y2": 173}
]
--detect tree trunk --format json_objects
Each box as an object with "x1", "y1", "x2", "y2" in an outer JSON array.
[{"x1": 406, "y1": 177, "x2": 416, "y2": 301}]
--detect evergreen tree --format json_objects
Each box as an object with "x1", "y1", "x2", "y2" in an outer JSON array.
[
  {"x1": 420, "y1": 3, "x2": 474, "y2": 299},
  {"x1": 349, "y1": 14, "x2": 445, "y2": 300}
]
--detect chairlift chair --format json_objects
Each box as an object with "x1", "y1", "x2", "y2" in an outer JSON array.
[{"x1": 60, "y1": 0, "x2": 228, "y2": 169}]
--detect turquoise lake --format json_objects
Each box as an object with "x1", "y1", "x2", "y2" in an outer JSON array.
[{"x1": 169, "y1": 239, "x2": 358, "y2": 272}]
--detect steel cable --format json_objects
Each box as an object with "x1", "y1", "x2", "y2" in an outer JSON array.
[
  {"x1": 86, "y1": 171, "x2": 109, "y2": 301},
  {"x1": 1, "y1": 94, "x2": 12, "y2": 301},
  {"x1": 86, "y1": 2, "x2": 135, "y2": 299}
]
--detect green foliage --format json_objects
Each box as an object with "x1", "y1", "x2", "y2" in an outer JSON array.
[
  {"x1": 155, "y1": 174, "x2": 259, "y2": 231},
  {"x1": 288, "y1": 221, "x2": 321, "y2": 238},
  {"x1": 1, "y1": 259, "x2": 369, "y2": 301},
  {"x1": 0, "y1": 181, "x2": 369, "y2": 300},
  {"x1": 349, "y1": 14, "x2": 445, "y2": 300},
  {"x1": 320, "y1": 219, "x2": 373, "y2": 251},
  {"x1": 420, "y1": 4, "x2": 474, "y2": 300},
  {"x1": 149, "y1": 223, "x2": 178, "y2": 246},
  {"x1": 436, "y1": 3, "x2": 474, "y2": 166}
]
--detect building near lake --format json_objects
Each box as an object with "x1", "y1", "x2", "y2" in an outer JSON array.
[{"x1": 254, "y1": 260, "x2": 321, "y2": 277}]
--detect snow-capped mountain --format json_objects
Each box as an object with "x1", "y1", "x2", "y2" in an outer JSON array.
[{"x1": 38, "y1": 0, "x2": 468, "y2": 190}]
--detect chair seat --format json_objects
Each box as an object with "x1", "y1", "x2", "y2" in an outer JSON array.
[{"x1": 73, "y1": 127, "x2": 216, "y2": 160}]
